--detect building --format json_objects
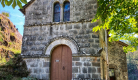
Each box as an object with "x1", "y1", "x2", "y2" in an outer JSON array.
[{"x1": 20, "y1": 0, "x2": 128, "y2": 80}]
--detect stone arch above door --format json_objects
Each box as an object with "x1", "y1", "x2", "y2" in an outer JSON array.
[{"x1": 45, "y1": 38, "x2": 79, "y2": 55}]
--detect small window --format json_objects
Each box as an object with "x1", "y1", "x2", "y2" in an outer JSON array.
[
  {"x1": 63, "y1": 2, "x2": 70, "y2": 22},
  {"x1": 54, "y1": 3, "x2": 60, "y2": 22}
]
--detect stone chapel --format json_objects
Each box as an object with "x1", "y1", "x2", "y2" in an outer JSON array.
[{"x1": 20, "y1": 0, "x2": 128, "y2": 80}]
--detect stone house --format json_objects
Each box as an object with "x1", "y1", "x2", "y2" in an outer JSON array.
[{"x1": 20, "y1": 0, "x2": 128, "y2": 80}]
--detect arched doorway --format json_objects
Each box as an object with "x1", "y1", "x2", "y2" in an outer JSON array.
[{"x1": 50, "y1": 45, "x2": 72, "y2": 80}]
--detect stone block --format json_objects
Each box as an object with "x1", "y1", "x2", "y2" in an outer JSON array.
[
  {"x1": 43, "y1": 62, "x2": 50, "y2": 67},
  {"x1": 35, "y1": 51, "x2": 42, "y2": 54},
  {"x1": 92, "y1": 34, "x2": 99, "y2": 38},
  {"x1": 35, "y1": 41, "x2": 41, "y2": 45},
  {"x1": 73, "y1": 57, "x2": 80, "y2": 61},
  {"x1": 45, "y1": 68, "x2": 49, "y2": 73},
  {"x1": 27, "y1": 41, "x2": 33, "y2": 46},
  {"x1": 89, "y1": 48, "x2": 95, "y2": 54},
  {"x1": 75, "y1": 62, "x2": 82, "y2": 66},
  {"x1": 38, "y1": 36, "x2": 43, "y2": 40},
  {"x1": 82, "y1": 24, "x2": 87, "y2": 29},
  {"x1": 82, "y1": 67, "x2": 87, "y2": 73},
  {"x1": 77, "y1": 74, "x2": 84, "y2": 78},
  {"x1": 89, "y1": 39, "x2": 94, "y2": 42},
  {"x1": 79, "y1": 30, "x2": 85, "y2": 34},
  {"x1": 69, "y1": 30, "x2": 78, "y2": 34},
  {"x1": 95, "y1": 39, "x2": 99, "y2": 43},
  {"x1": 92, "y1": 62, "x2": 100, "y2": 67},
  {"x1": 34, "y1": 68, "x2": 39, "y2": 73},
  {"x1": 75, "y1": 35, "x2": 83, "y2": 39},
  {"x1": 30, "y1": 62, "x2": 38, "y2": 67},
  {"x1": 42, "y1": 74, "x2": 49, "y2": 80},
  {"x1": 88, "y1": 67, "x2": 96, "y2": 73},
  {"x1": 85, "y1": 74, "x2": 91, "y2": 78},
  {"x1": 72, "y1": 62, "x2": 74, "y2": 66},
  {"x1": 84, "y1": 62, "x2": 91, "y2": 66},
  {"x1": 92, "y1": 74, "x2": 98, "y2": 78},
  {"x1": 72, "y1": 67, "x2": 78, "y2": 73},
  {"x1": 84, "y1": 34, "x2": 90, "y2": 39},
  {"x1": 30, "y1": 36, "x2": 36, "y2": 41},
  {"x1": 30, "y1": 46, "x2": 37, "y2": 50},
  {"x1": 84, "y1": 43, "x2": 90, "y2": 47},
  {"x1": 74, "y1": 24, "x2": 80, "y2": 29},
  {"x1": 92, "y1": 44, "x2": 99, "y2": 48},
  {"x1": 66, "y1": 25, "x2": 72, "y2": 30}
]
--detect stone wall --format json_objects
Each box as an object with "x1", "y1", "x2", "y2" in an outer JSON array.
[
  {"x1": 24, "y1": 57, "x2": 100, "y2": 80},
  {"x1": 108, "y1": 42, "x2": 128, "y2": 80},
  {"x1": 21, "y1": 21, "x2": 100, "y2": 56},
  {"x1": 24, "y1": 0, "x2": 97, "y2": 25}
]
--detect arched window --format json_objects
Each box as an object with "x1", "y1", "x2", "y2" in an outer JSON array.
[
  {"x1": 63, "y1": 2, "x2": 70, "y2": 22},
  {"x1": 54, "y1": 3, "x2": 60, "y2": 22}
]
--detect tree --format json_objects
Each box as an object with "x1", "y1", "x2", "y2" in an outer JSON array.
[
  {"x1": 92, "y1": 0, "x2": 138, "y2": 52},
  {"x1": 0, "y1": 0, "x2": 27, "y2": 9},
  {"x1": 1, "y1": 12, "x2": 9, "y2": 17}
]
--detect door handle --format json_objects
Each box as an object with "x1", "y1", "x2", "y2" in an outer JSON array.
[{"x1": 63, "y1": 66, "x2": 65, "y2": 70}]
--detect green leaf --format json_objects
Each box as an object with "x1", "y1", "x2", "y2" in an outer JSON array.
[
  {"x1": 12, "y1": 0, "x2": 16, "y2": 9},
  {"x1": 20, "y1": 0, "x2": 27, "y2": 4},
  {"x1": 5, "y1": 0, "x2": 13, "y2": 6},
  {"x1": 1, "y1": 0, "x2": 5, "y2": 7},
  {"x1": 17, "y1": 0, "x2": 22, "y2": 9}
]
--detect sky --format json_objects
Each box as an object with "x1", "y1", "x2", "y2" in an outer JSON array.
[{"x1": 0, "y1": 4, "x2": 26, "y2": 36}]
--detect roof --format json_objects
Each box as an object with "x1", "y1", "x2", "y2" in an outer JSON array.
[
  {"x1": 116, "y1": 41, "x2": 128, "y2": 47},
  {"x1": 19, "y1": 0, "x2": 35, "y2": 15}
]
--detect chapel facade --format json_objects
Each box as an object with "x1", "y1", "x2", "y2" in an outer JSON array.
[{"x1": 20, "y1": 0, "x2": 128, "y2": 80}]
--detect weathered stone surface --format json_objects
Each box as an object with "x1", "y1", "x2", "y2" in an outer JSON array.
[
  {"x1": 92, "y1": 44, "x2": 99, "y2": 48},
  {"x1": 92, "y1": 62, "x2": 100, "y2": 67},
  {"x1": 92, "y1": 74, "x2": 98, "y2": 78},
  {"x1": 77, "y1": 74, "x2": 84, "y2": 78},
  {"x1": 82, "y1": 67, "x2": 87, "y2": 73},
  {"x1": 30, "y1": 63, "x2": 38, "y2": 67},
  {"x1": 74, "y1": 24, "x2": 80, "y2": 29},
  {"x1": 69, "y1": 30, "x2": 78, "y2": 34},
  {"x1": 43, "y1": 62, "x2": 49, "y2": 67},
  {"x1": 89, "y1": 48, "x2": 95, "y2": 54},
  {"x1": 89, "y1": 39, "x2": 94, "y2": 42},
  {"x1": 79, "y1": 30, "x2": 85, "y2": 34},
  {"x1": 75, "y1": 62, "x2": 82, "y2": 66},
  {"x1": 84, "y1": 62, "x2": 91, "y2": 66},
  {"x1": 95, "y1": 39, "x2": 99, "y2": 43},
  {"x1": 72, "y1": 67, "x2": 78, "y2": 73},
  {"x1": 88, "y1": 67, "x2": 96, "y2": 73},
  {"x1": 92, "y1": 34, "x2": 99, "y2": 38},
  {"x1": 73, "y1": 57, "x2": 80, "y2": 61},
  {"x1": 66, "y1": 25, "x2": 72, "y2": 30}
]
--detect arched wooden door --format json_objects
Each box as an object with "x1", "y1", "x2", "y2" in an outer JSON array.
[{"x1": 51, "y1": 45, "x2": 72, "y2": 80}]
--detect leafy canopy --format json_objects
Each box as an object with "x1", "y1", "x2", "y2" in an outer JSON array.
[
  {"x1": 92, "y1": 0, "x2": 138, "y2": 53},
  {"x1": 0, "y1": 0, "x2": 27, "y2": 9}
]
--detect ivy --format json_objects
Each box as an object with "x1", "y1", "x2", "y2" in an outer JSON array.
[{"x1": 92, "y1": 0, "x2": 138, "y2": 53}]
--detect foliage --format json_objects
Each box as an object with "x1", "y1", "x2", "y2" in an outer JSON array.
[
  {"x1": 92, "y1": 0, "x2": 138, "y2": 53},
  {"x1": 0, "y1": 0, "x2": 27, "y2": 9},
  {"x1": 0, "y1": 45, "x2": 21, "y2": 54},
  {"x1": 0, "y1": 55, "x2": 30, "y2": 79},
  {"x1": 1, "y1": 12, "x2": 9, "y2": 17}
]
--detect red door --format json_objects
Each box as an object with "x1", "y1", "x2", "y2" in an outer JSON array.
[{"x1": 51, "y1": 45, "x2": 72, "y2": 80}]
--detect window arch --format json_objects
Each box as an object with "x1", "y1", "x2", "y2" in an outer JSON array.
[
  {"x1": 63, "y1": 1, "x2": 70, "y2": 22},
  {"x1": 53, "y1": 2, "x2": 60, "y2": 22}
]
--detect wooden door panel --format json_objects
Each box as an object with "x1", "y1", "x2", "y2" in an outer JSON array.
[{"x1": 51, "y1": 45, "x2": 72, "y2": 80}]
